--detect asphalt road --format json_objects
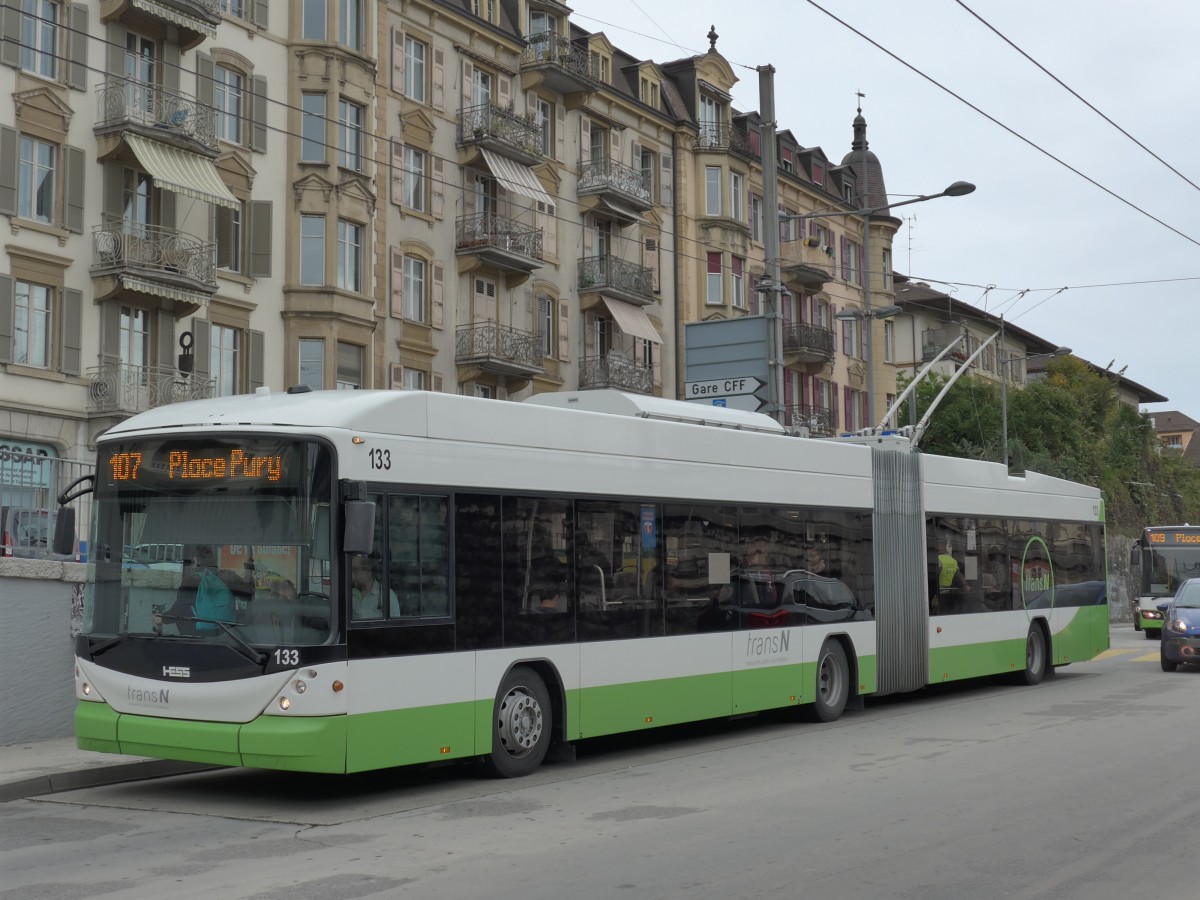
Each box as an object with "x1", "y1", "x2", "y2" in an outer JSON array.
[{"x1": 3, "y1": 625, "x2": 1195, "y2": 900}]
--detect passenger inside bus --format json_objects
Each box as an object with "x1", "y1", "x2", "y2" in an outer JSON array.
[
  {"x1": 351, "y1": 554, "x2": 400, "y2": 619},
  {"x1": 153, "y1": 544, "x2": 253, "y2": 634}
]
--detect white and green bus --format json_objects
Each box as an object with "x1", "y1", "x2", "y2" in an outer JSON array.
[
  {"x1": 1130, "y1": 526, "x2": 1200, "y2": 637},
  {"x1": 64, "y1": 389, "x2": 1108, "y2": 777}
]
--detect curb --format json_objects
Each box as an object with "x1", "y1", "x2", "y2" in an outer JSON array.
[{"x1": 0, "y1": 760, "x2": 222, "y2": 804}]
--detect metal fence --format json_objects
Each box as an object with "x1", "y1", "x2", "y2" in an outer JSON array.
[{"x1": 1, "y1": 450, "x2": 94, "y2": 560}]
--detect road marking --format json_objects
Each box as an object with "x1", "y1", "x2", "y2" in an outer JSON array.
[
  {"x1": 1132, "y1": 652, "x2": 1162, "y2": 662},
  {"x1": 1093, "y1": 649, "x2": 1139, "y2": 660}
]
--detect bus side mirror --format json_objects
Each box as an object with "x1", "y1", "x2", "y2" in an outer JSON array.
[
  {"x1": 1130, "y1": 547, "x2": 1140, "y2": 567},
  {"x1": 53, "y1": 507, "x2": 76, "y2": 557},
  {"x1": 343, "y1": 500, "x2": 375, "y2": 556}
]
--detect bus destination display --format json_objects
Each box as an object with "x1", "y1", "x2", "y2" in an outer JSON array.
[
  {"x1": 1147, "y1": 529, "x2": 1200, "y2": 545},
  {"x1": 107, "y1": 447, "x2": 286, "y2": 484}
]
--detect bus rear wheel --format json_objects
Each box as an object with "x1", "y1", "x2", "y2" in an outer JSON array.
[
  {"x1": 485, "y1": 666, "x2": 551, "y2": 778},
  {"x1": 808, "y1": 640, "x2": 849, "y2": 723},
  {"x1": 1022, "y1": 625, "x2": 1046, "y2": 686}
]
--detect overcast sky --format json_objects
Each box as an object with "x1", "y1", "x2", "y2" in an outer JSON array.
[{"x1": 570, "y1": 0, "x2": 1200, "y2": 416}]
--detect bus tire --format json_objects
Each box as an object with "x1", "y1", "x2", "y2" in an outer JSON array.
[
  {"x1": 808, "y1": 640, "x2": 850, "y2": 723},
  {"x1": 485, "y1": 666, "x2": 551, "y2": 778},
  {"x1": 1022, "y1": 624, "x2": 1046, "y2": 686},
  {"x1": 1144, "y1": 628, "x2": 1157, "y2": 640}
]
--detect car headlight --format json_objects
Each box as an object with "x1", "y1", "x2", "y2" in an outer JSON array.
[{"x1": 1167, "y1": 618, "x2": 1188, "y2": 634}]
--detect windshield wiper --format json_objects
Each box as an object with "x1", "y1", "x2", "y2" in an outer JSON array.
[{"x1": 159, "y1": 615, "x2": 268, "y2": 666}]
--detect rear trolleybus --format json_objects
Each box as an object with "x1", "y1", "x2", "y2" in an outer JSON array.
[
  {"x1": 1130, "y1": 526, "x2": 1200, "y2": 637},
  {"x1": 61, "y1": 389, "x2": 1109, "y2": 777}
]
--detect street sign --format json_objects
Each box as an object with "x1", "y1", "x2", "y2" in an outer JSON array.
[{"x1": 683, "y1": 376, "x2": 766, "y2": 400}]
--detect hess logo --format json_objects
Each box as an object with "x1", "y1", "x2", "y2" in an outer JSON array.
[{"x1": 163, "y1": 666, "x2": 191, "y2": 678}]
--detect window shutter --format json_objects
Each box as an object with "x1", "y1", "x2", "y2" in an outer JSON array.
[
  {"x1": 748, "y1": 275, "x2": 759, "y2": 316},
  {"x1": 100, "y1": 302, "x2": 120, "y2": 366},
  {"x1": 463, "y1": 172, "x2": 476, "y2": 216},
  {"x1": 782, "y1": 296, "x2": 792, "y2": 325},
  {"x1": 247, "y1": 200, "x2": 272, "y2": 277},
  {"x1": 842, "y1": 319, "x2": 851, "y2": 356},
  {"x1": 610, "y1": 127, "x2": 619, "y2": 163},
  {"x1": 783, "y1": 371, "x2": 794, "y2": 411},
  {"x1": 432, "y1": 372, "x2": 443, "y2": 392},
  {"x1": 250, "y1": 75, "x2": 268, "y2": 153},
  {"x1": 390, "y1": 246, "x2": 404, "y2": 318},
  {"x1": 64, "y1": 146, "x2": 87, "y2": 234},
  {"x1": 461, "y1": 59, "x2": 473, "y2": 110},
  {"x1": 0, "y1": 2, "x2": 20, "y2": 69},
  {"x1": 156, "y1": 309, "x2": 175, "y2": 370},
  {"x1": 390, "y1": 26, "x2": 405, "y2": 93},
  {"x1": 191, "y1": 317, "x2": 211, "y2": 379},
  {"x1": 0, "y1": 275, "x2": 12, "y2": 365},
  {"x1": 431, "y1": 262, "x2": 444, "y2": 328},
  {"x1": 104, "y1": 21, "x2": 126, "y2": 76},
  {"x1": 248, "y1": 329, "x2": 264, "y2": 391},
  {"x1": 431, "y1": 157, "x2": 444, "y2": 218},
  {"x1": 630, "y1": 140, "x2": 641, "y2": 168},
  {"x1": 161, "y1": 40, "x2": 180, "y2": 92},
  {"x1": 537, "y1": 201, "x2": 556, "y2": 259},
  {"x1": 858, "y1": 242, "x2": 865, "y2": 285},
  {"x1": 160, "y1": 189, "x2": 176, "y2": 229},
  {"x1": 60, "y1": 288, "x2": 82, "y2": 375},
  {"x1": 579, "y1": 117, "x2": 591, "y2": 164},
  {"x1": 66, "y1": 4, "x2": 88, "y2": 91},
  {"x1": 801, "y1": 375, "x2": 810, "y2": 408},
  {"x1": 860, "y1": 320, "x2": 868, "y2": 359},
  {"x1": 582, "y1": 220, "x2": 593, "y2": 255},
  {"x1": 643, "y1": 237, "x2": 659, "y2": 292},
  {"x1": 251, "y1": 0, "x2": 269, "y2": 28},
  {"x1": 498, "y1": 74, "x2": 511, "y2": 109},
  {"x1": 832, "y1": 381, "x2": 840, "y2": 426},
  {"x1": 841, "y1": 235, "x2": 850, "y2": 281},
  {"x1": 557, "y1": 302, "x2": 569, "y2": 361},
  {"x1": 0, "y1": 126, "x2": 17, "y2": 216},
  {"x1": 555, "y1": 102, "x2": 565, "y2": 162},
  {"x1": 390, "y1": 139, "x2": 404, "y2": 206},
  {"x1": 432, "y1": 48, "x2": 445, "y2": 110},
  {"x1": 844, "y1": 386, "x2": 852, "y2": 430},
  {"x1": 102, "y1": 163, "x2": 123, "y2": 222},
  {"x1": 196, "y1": 53, "x2": 214, "y2": 109},
  {"x1": 215, "y1": 206, "x2": 234, "y2": 269}
]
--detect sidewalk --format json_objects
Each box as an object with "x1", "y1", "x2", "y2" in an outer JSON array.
[{"x1": 0, "y1": 737, "x2": 217, "y2": 803}]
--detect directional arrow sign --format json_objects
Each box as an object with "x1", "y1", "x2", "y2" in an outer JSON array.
[{"x1": 683, "y1": 376, "x2": 767, "y2": 400}]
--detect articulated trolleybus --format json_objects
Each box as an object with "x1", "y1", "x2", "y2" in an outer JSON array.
[
  {"x1": 1130, "y1": 526, "x2": 1200, "y2": 637},
  {"x1": 63, "y1": 389, "x2": 1108, "y2": 777}
]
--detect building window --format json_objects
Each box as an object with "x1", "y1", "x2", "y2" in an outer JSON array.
[
  {"x1": 20, "y1": 0, "x2": 58, "y2": 79},
  {"x1": 214, "y1": 66, "x2": 244, "y2": 144},
  {"x1": 336, "y1": 341, "x2": 362, "y2": 389},
  {"x1": 471, "y1": 67, "x2": 492, "y2": 107},
  {"x1": 403, "y1": 146, "x2": 426, "y2": 211},
  {"x1": 698, "y1": 93, "x2": 719, "y2": 144},
  {"x1": 538, "y1": 295, "x2": 554, "y2": 356},
  {"x1": 884, "y1": 320, "x2": 894, "y2": 363},
  {"x1": 404, "y1": 36, "x2": 426, "y2": 103},
  {"x1": 301, "y1": 93, "x2": 325, "y2": 162},
  {"x1": 706, "y1": 252, "x2": 722, "y2": 305},
  {"x1": 536, "y1": 97, "x2": 553, "y2": 157},
  {"x1": 846, "y1": 241, "x2": 860, "y2": 284},
  {"x1": 750, "y1": 195, "x2": 763, "y2": 243},
  {"x1": 1167, "y1": 435, "x2": 1183, "y2": 450},
  {"x1": 338, "y1": 98, "x2": 364, "y2": 171},
  {"x1": 302, "y1": 0, "x2": 326, "y2": 40},
  {"x1": 403, "y1": 255, "x2": 425, "y2": 322},
  {"x1": 338, "y1": 0, "x2": 363, "y2": 51},
  {"x1": 214, "y1": 202, "x2": 242, "y2": 272},
  {"x1": 299, "y1": 338, "x2": 324, "y2": 388},
  {"x1": 120, "y1": 305, "x2": 149, "y2": 369},
  {"x1": 731, "y1": 256, "x2": 745, "y2": 309},
  {"x1": 218, "y1": 0, "x2": 245, "y2": 15},
  {"x1": 300, "y1": 214, "x2": 325, "y2": 285},
  {"x1": 403, "y1": 369, "x2": 426, "y2": 391},
  {"x1": 640, "y1": 148, "x2": 656, "y2": 197},
  {"x1": 881, "y1": 248, "x2": 892, "y2": 289},
  {"x1": 589, "y1": 124, "x2": 606, "y2": 163},
  {"x1": 17, "y1": 136, "x2": 55, "y2": 224},
  {"x1": 337, "y1": 219, "x2": 362, "y2": 292},
  {"x1": 729, "y1": 172, "x2": 744, "y2": 222},
  {"x1": 529, "y1": 8, "x2": 556, "y2": 37},
  {"x1": 705, "y1": 166, "x2": 721, "y2": 216},
  {"x1": 843, "y1": 180, "x2": 855, "y2": 203},
  {"x1": 14, "y1": 281, "x2": 51, "y2": 368},
  {"x1": 210, "y1": 323, "x2": 240, "y2": 397}
]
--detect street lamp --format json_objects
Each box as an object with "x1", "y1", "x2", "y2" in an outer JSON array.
[
  {"x1": 781, "y1": 181, "x2": 975, "y2": 425},
  {"x1": 1000, "y1": 344, "x2": 1071, "y2": 469}
]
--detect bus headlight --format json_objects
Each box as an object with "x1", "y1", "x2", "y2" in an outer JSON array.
[{"x1": 279, "y1": 696, "x2": 291, "y2": 710}]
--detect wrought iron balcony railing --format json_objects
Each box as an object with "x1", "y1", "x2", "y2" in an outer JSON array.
[
  {"x1": 690, "y1": 124, "x2": 756, "y2": 159},
  {"x1": 96, "y1": 77, "x2": 217, "y2": 149},
  {"x1": 455, "y1": 322, "x2": 544, "y2": 371},
  {"x1": 92, "y1": 219, "x2": 217, "y2": 287},
  {"x1": 579, "y1": 354, "x2": 655, "y2": 394},
  {"x1": 578, "y1": 158, "x2": 653, "y2": 206},
  {"x1": 783, "y1": 323, "x2": 836, "y2": 359},
  {"x1": 456, "y1": 213, "x2": 544, "y2": 261},
  {"x1": 457, "y1": 102, "x2": 544, "y2": 159},
  {"x1": 86, "y1": 363, "x2": 215, "y2": 415},
  {"x1": 521, "y1": 32, "x2": 602, "y2": 83},
  {"x1": 785, "y1": 404, "x2": 837, "y2": 436},
  {"x1": 577, "y1": 255, "x2": 654, "y2": 302}
]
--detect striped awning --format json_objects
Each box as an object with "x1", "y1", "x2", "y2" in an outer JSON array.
[
  {"x1": 480, "y1": 148, "x2": 552, "y2": 206},
  {"x1": 602, "y1": 296, "x2": 662, "y2": 344},
  {"x1": 121, "y1": 275, "x2": 208, "y2": 309},
  {"x1": 131, "y1": 0, "x2": 217, "y2": 38},
  {"x1": 125, "y1": 134, "x2": 238, "y2": 210}
]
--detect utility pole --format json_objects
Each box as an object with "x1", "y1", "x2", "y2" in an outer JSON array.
[{"x1": 758, "y1": 65, "x2": 785, "y2": 423}]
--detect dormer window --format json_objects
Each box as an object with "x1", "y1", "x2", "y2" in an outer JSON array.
[
  {"x1": 640, "y1": 77, "x2": 659, "y2": 108},
  {"x1": 699, "y1": 93, "x2": 721, "y2": 142},
  {"x1": 812, "y1": 162, "x2": 824, "y2": 186},
  {"x1": 843, "y1": 180, "x2": 855, "y2": 203},
  {"x1": 529, "y1": 8, "x2": 557, "y2": 38}
]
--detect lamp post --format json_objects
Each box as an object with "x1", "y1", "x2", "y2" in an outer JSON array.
[
  {"x1": 781, "y1": 181, "x2": 975, "y2": 424},
  {"x1": 999, "y1": 333, "x2": 1071, "y2": 468}
]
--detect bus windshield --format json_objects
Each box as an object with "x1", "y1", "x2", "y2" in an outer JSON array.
[
  {"x1": 1143, "y1": 533, "x2": 1200, "y2": 598},
  {"x1": 82, "y1": 436, "x2": 334, "y2": 646}
]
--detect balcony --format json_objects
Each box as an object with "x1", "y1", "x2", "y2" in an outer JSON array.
[
  {"x1": 91, "y1": 219, "x2": 218, "y2": 310},
  {"x1": 922, "y1": 327, "x2": 967, "y2": 362},
  {"x1": 95, "y1": 77, "x2": 218, "y2": 154},
  {"x1": 579, "y1": 354, "x2": 655, "y2": 394},
  {"x1": 577, "y1": 158, "x2": 654, "y2": 213},
  {"x1": 785, "y1": 404, "x2": 837, "y2": 437},
  {"x1": 456, "y1": 213, "x2": 544, "y2": 274},
  {"x1": 577, "y1": 255, "x2": 655, "y2": 306},
  {"x1": 689, "y1": 124, "x2": 756, "y2": 160},
  {"x1": 86, "y1": 363, "x2": 214, "y2": 415},
  {"x1": 457, "y1": 103, "x2": 544, "y2": 166},
  {"x1": 520, "y1": 33, "x2": 601, "y2": 96},
  {"x1": 455, "y1": 322, "x2": 544, "y2": 378},
  {"x1": 780, "y1": 239, "x2": 833, "y2": 288},
  {"x1": 783, "y1": 323, "x2": 836, "y2": 365},
  {"x1": 102, "y1": 0, "x2": 220, "y2": 51}
]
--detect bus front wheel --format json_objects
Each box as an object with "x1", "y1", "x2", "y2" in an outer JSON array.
[
  {"x1": 485, "y1": 666, "x2": 552, "y2": 778},
  {"x1": 1022, "y1": 625, "x2": 1046, "y2": 686},
  {"x1": 808, "y1": 640, "x2": 850, "y2": 723}
]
